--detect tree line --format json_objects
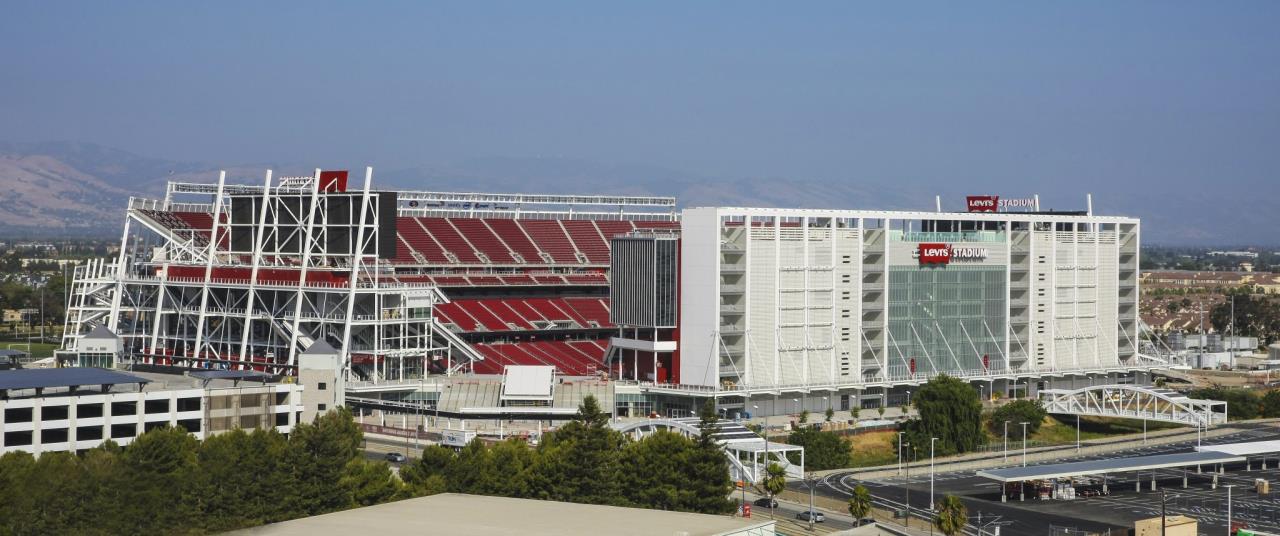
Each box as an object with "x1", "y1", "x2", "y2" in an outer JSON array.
[{"x1": 0, "y1": 396, "x2": 735, "y2": 535}]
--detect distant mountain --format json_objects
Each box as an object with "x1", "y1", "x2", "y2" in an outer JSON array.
[{"x1": 0, "y1": 142, "x2": 1267, "y2": 245}]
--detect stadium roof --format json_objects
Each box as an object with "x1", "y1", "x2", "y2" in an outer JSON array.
[
  {"x1": 1198, "y1": 441, "x2": 1280, "y2": 457},
  {"x1": 500, "y1": 365, "x2": 555, "y2": 400},
  {"x1": 976, "y1": 451, "x2": 1244, "y2": 482},
  {"x1": 231, "y1": 493, "x2": 773, "y2": 536},
  {"x1": 0, "y1": 368, "x2": 150, "y2": 391}
]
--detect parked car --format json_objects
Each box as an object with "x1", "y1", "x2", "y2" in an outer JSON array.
[
  {"x1": 795, "y1": 511, "x2": 825, "y2": 523},
  {"x1": 385, "y1": 452, "x2": 407, "y2": 463},
  {"x1": 753, "y1": 497, "x2": 779, "y2": 508}
]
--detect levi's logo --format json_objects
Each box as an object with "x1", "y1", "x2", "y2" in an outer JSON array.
[
  {"x1": 967, "y1": 195, "x2": 998, "y2": 212},
  {"x1": 918, "y1": 243, "x2": 951, "y2": 264}
]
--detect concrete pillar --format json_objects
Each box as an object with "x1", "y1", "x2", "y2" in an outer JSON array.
[
  {"x1": 1197, "y1": 465, "x2": 1202, "y2": 474},
  {"x1": 1247, "y1": 459, "x2": 1252, "y2": 471},
  {"x1": 1001, "y1": 490, "x2": 1007, "y2": 503},
  {"x1": 1151, "y1": 472, "x2": 1157, "y2": 491},
  {"x1": 1183, "y1": 469, "x2": 1188, "y2": 489},
  {"x1": 1219, "y1": 464, "x2": 1225, "y2": 475},
  {"x1": 1213, "y1": 473, "x2": 1219, "y2": 489},
  {"x1": 1136, "y1": 478, "x2": 1142, "y2": 493}
]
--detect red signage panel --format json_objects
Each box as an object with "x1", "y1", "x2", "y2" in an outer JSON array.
[
  {"x1": 966, "y1": 195, "x2": 998, "y2": 212},
  {"x1": 917, "y1": 243, "x2": 951, "y2": 264},
  {"x1": 318, "y1": 170, "x2": 349, "y2": 193}
]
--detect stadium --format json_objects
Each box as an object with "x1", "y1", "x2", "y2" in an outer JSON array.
[{"x1": 58, "y1": 169, "x2": 1161, "y2": 423}]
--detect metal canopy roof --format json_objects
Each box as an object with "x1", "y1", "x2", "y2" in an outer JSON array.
[
  {"x1": 188, "y1": 370, "x2": 276, "y2": 382},
  {"x1": 975, "y1": 451, "x2": 1244, "y2": 482},
  {"x1": 1198, "y1": 441, "x2": 1280, "y2": 457},
  {"x1": 0, "y1": 368, "x2": 150, "y2": 391},
  {"x1": 500, "y1": 366, "x2": 555, "y2": 400}
]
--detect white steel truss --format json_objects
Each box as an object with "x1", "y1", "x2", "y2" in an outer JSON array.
[{"x1": 1038, "y1": 384, "x2": 1228, "y2": 427}]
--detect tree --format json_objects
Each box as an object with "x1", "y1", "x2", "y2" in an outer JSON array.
[
  {"x1": 763, "y1": 463, "x2": 787, "y2": 519},
  {"x1": 535, "y1": 395, "x2": 625, "y2": 505},
  {"x1": 400, "y1": 444, "x2": 456, "y2": 497},
  {"x1": 991, "y1": 400, "x2": 1048, "y2": 435},
  {"x1": 786, "y1": 427, "x2": 852, "y2": 470},
  {"x1": 683, "y1": 399, "x2": 735, "y2": 514},
  {"x1": 289, "y1": 407, "x2": 364, "y2": 515},
  {"x1": 933, "y1": 495, "x2": 968, "y2": 536},
  {"x1": 1263, "y1": 390, "x2": 1280, "y2": 418},
  {"x1": 1190, "y1": 387, "x2": 1260, "y2": 420},
  {"x1": 620, "y1": 430, "x2": 692, "y2": 511},
  {"x1": 825, "y1": 407, "x2": 835, "y2": 423},
  {"x1": 848, "y1": 484, "x2": 872, "y2": 524},
  {"x1": 799, "y1": 409, "x2": 810, "y2": 424},
  {"x1": 340, "y1": 459, "x2": 403, "y2": 507},
  {"x1": 902, "y1": 374, "x2": 985, "y2": 456},
  {"x1": 117, "y1": 426, "x2": 200, "y2": 535},
  {"x1": 1211, "y1": 294, "x2": 1280, "y2": 344}
]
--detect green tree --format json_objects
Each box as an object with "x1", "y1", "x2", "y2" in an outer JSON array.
[
  {"x1": 902, "y1": 374, "x2": 985, "y2": 456},
  {"x1": 799, "y1": 409, "x2": 810, "y2": 424},
  {"x1": 763, "y1": 463, "x2": 787, "y2": 519},
  {"x1": 620, "y1": 429, "x2": 692, "y2": 511},
  {"x1": 825, "y1": 407, "x2": 835, "y2": 423},
  {"x1": 194, "y1": 429, "x2": 258, "y2": 531},
  {"x1": 786, "y1": 427, "x2": 852, "y2": 470},
  {"x1": 118, "y1": 426, "x2": 201, "y2": 535},
  {"x1": 340, "y1": 459, "x2": 403, "y2": 507},
  {"x1": 991, "y1": 400, "x2": 1048, "y2": 435},
  {"x1": 400, "y1": 444, "x2": 456, "y2": 497},
  {"x1": 0, "y1": 451, "x2": 36, "y2": 534},
  {"x1": 289, "y1": 407, "x2": 364, "y2": 515},
  {"x1": 933, "y1": 495, "x2": 968, "y2": 536},
  {"x1": 1263, "y1": 390, "x2": 1280, "y2": 418},
  {"x1": 1190, "y1": 387, "x2": 1260, "y2": 420},
  {"x1": 535, "y1": 395, "x2": 625, "y2": 505},
  {"x1": 682, "y1": 399, "x2": 735, "y2": 514},
  {"x1": 848, "y1": 484, "x2": 872, "y2": 524}
]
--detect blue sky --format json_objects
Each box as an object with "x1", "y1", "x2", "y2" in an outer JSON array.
[{"x1": 2, "y1": 1, "x2": 1278, "y2": 198}]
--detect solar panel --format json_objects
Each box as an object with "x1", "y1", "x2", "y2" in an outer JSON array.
[
  {"x1": 0, "y1": 368, "x2": 151, "y2": 391},
  {"x1": 976, "y1": 450, "x2": 1244, "y2": 482},
  {"x1": 188, "y1": 370, "x2": 276, "y2": 382}
]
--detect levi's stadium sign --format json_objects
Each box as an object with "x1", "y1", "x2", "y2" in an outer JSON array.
[
  {"x1": 917, "y1": 243, "x2": 988, "y2": 265},
  {"x1": 966, "y1": 195, "x2": 1035, "y2": 213}
]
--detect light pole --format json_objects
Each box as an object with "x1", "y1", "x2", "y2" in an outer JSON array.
[
  {"x1": 806, "y1": 472, "x2": 817, "y2": 531},
  {"x1": 1076, "y1": 414, "x2": 1081, "y2": 454},
  {"x1": 1020, "y1": 422, "x2": 1029, "y2": 467},
  {"x1": 1226, "y1": 484, "x2": 1235, "y2": 536},
  {"x1": 1003, "y1": 420, "x2": 1010, "y2": 464},
  {"x1": 930, "y1": 437, "x2": 938, "y2": 511},
  {"x1": 898, "y1": 431, "x2": 906, "y2": 476},
  {"x1": 903, "y1": 442, "x2": 911, "y2": 527}
]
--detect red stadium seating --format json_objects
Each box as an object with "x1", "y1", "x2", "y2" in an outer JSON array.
[
  {"x1": 399, "y1": 218, "x2": 451, "y2": 263},
  {"x1": 470, "y1": 338, "x2": 608, "y2": 376},
  {"x1": 420, "y1": 218, "x2": 482, "y2": 263},
  {"x1": 561, "y1": 220, "x2": 610, "y2": 263},
  {"x1": 485, "y1": 219, "x2": 545, "y2": 263},
  {"x1": 518, "y1": 220, "x2": 579, "y2": 263},
  {"x1": 450, "y1": 218, "x2": 516, "y2": 263}
]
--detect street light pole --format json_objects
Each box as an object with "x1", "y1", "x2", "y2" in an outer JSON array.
[
  {"x1": 903, "y1": 443, "x2": 911, "y2": 528},
  {"x1": 1020, "y1": 422, "x2": 1029, "y2": 467},
  {"x1": 1003, "y1": 420, "x2": 1009, "y2": 463},
  {"x1": 1226, "y1": 485, "x2": 1235, "y2": 536},
  {"x1": 898, "y1": 431, "x2": 906, "y2": 476},
  {"x1": 930, "y1": 437, "x2": 938, "y2": 511}
]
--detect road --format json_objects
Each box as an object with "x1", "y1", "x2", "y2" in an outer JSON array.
[{"x1": 805, "y1": 422, "x2": 1280, "y2": 536}]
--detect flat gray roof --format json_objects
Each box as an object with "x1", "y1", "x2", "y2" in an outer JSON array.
[
  {"x1": 976, "y1": 451, "x2": 1244, "y2": 482},
  {"x1": 0, "y1": 368, "x2": 150, "y2": 391},
  {"x1": 1198, "y1": 440, "x2": 1280, "y2": 457},
  {"x1": 235, "y1": 493, "x2": 774, "y2": 536}
]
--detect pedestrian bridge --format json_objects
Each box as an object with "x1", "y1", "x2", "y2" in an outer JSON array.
[
  {"x1": 1037, "y1": 384, "x2": 1228, "y2": 427},
  {"x1": 612, "y1": 418, "x2": 805, "y2": 483}
]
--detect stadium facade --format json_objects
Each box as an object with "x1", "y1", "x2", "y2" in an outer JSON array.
[{"x1": 60, "y1": 171, "x2": 1156, "y2": 419}]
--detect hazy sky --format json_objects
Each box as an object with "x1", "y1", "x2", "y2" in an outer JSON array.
[{"x1": 3, "y1": 1, "x2": 1278, "y2": 193}]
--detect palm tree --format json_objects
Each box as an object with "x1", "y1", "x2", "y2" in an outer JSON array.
[
  {"x1": 847, "y1": 484, "x2": 872, "y2": 525},
  {"x1": 764, "y1": 462, "x2": 787, "y2": 519},
  {"x1": 933, "y1": 495, "x2": 968, "y2": 536}
]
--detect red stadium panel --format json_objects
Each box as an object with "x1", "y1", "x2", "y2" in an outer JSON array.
[
  {"x1": 483, "y1": 300, "x2": 535, "y2": 330},
  {"x1": 594, "y1": 220, "x2": 637, "y2": 240},
  {"x1": 563, "y1": 297, "x2": 612, "y2": 327},
  {"x1": 434, "y1": 303, "x2": 479, "y2": 331},
  {"x1": 457, "y1": 300, "x2": 510, "y2": 331},
  {"x1": 526, "y1": 298, "x2": 574, "y2": 322}
]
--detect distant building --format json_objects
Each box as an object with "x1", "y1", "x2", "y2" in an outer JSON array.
[{"x1": 0, "y1": 368, "x2": 304, "y2": 456}]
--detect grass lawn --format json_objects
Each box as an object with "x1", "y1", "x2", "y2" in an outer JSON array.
[
  {"x1": 0, "y1": 340, "x2": 59, "y2": 358},
  {"x1": 848, "y1": 430, "x2": 900, "y2": 468}
]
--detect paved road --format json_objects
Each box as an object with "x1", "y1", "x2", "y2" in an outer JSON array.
[{"x1": 807, "y1": 422, "x2": 1280, "y2": 536}]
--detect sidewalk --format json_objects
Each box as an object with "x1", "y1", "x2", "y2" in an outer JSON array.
[{"x1": 820, "y1": 419, "x2": 1280, "y2": 480}]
